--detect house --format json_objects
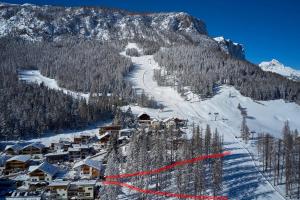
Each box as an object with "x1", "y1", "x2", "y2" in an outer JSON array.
[
  {"x1": 99, "y1": 125, "x2": 121, "y2": 135},
  {"x1": 73, "y1": 159, "x2": 102, "y2": 179},
  {"x1": 74, "y1": 134, "x2": 92, "y2": 144},
  {"x1": 98, "y1": 131, "x2": 112, "y2": 145},
  {"x1": 4, "y1": 143, "x2": 26, "y2": 155},
  {"x1": 68, "y1": 180, "x2": 97, "y2": 200},
  {"x1": 5, "y1": 155, "x2": 31, "y2": 174},
  {"x1": 19, "y1": 143, "x2": 46, "y2": 155},
  {"x1": 163, "y1": 117, "x2": 177, "y2": 128},
  {"x1": 50, "y1": 140, "x2": 72, "y2": 152},
  {"x1": 45, "y1": 152, "x2": 69, "y2": 164},
  {"x1": 48, "y1": 181, "x2": 70, "y2": 199},
  {"x1": 28, "y1": 162, "x2": 59, "y2": 182},
  {"x1": 68, "y1": 145, "x2": 95, "y2": 161},
  {"x1": 151, "y1": 118, "x2": 162, "y2": 129},
  {"x1": 137, "y1": 112, "x2": 151, "y2": 124}
]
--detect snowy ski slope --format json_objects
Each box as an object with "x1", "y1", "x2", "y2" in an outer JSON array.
[{"x1": 122, "y1": 43, "x2": 300, "y2": 199}]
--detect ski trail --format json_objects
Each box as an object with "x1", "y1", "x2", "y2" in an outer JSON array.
[{"x1": 123, "y1": 45, "x2": 286, "y2": 200}]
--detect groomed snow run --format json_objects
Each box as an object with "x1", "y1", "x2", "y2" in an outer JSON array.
[
  {"x1": 121, "y1": 43, "x2": 300, "y2": 199},
  {"x1": 19, "y1": 70, "x2": 90, "y2": 102}
]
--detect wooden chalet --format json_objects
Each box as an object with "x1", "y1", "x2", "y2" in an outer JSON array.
[
  {"x1": 4, "y1": 144, "x2": 26, "y2": 155},
  {"x1": 45, "y1": 152, "x2": 69, "y2": 164},
  {"x1": 73, "y1": 159, "x2": 102, "y2": 179},
  {"x1": 99, "y1": 125, "x2": 121, "y2": 135},
  {"x1": 5, "y1": 155, "x2": 31, "y2": 174},
  {"x1": 68, "y1": 145, "x2": 94, "y2": 161},
  {"x1": 137, "y1": 112, "x2": 151, "y2": 124},
  {"x1": 28, "y1": 162, "x2": 59, "y2": 182},
  {"x1": 74, "y1": 134, "x2": 92, "y2": 144},
  {"x1": 19, "y1": 143, "x2": 46, "y2": 155}
]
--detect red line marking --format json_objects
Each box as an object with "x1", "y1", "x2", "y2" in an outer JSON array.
[
  {"x1": 103, "y1": 180, "x2": 228, "y2": 200},
  {"x1": 105, "y1": 151, "x2": 231, "y2": 180}
]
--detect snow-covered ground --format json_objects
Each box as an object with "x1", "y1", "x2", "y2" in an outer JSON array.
[
  {"x1": 121, "y1": 43, "x2": 300, "y2": 199},
  {"x1": 19, "y1": 70, "x2": 90, "y2": 102}
]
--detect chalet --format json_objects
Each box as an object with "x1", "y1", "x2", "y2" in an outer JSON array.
[
  {"x1": 50, "y1": 140, "x2": 72, "y2": 152},
  {"x1": 137, "y1": 112, "x2": 151, "y2": 124},
  {"x1": 98, "y1": 131, "x2": 111, "y2": 145},
  {"x1": 45, "y1": 152, "x2": 69, "y2": 164},
  {"x1": 5, "y1": 155, "x2": 31, "y2": 174},
  {"x1": 151, "y1": 118, "x2": 161, "y2": 129},
  {"x1": 163, "y1": 117, "x2": 177, "y2": 128},
  {"x1": 163, "y1": 117, "x2": 187, "y2": 129},
  {"x1": 99, "y1": 125, "x2": 121, "y2": 135},
  {"x1": 19, "y1": 143, "x2": 46, "y2": 155},
  {"x1": 73, "y1": 159, "x2": 102, "y2": 179},
  {"x1": 48, "y1": 181, "x2": 70, "y2": 199},
  {"x1": 68, "y1": 180, "x2": 97, "y2": 200},
  {"x1": 74, "y1": 134, "x2": 92, "y2": 144},
  {"x1": 28, "y1": 162, "x2": 59, "y2": 182},
  {"x1": 4, "y1": 143, "x2": 26, "y2": 155},
  {"x1": 68, "y1": 145, "x2": 95, "y2": 161}
]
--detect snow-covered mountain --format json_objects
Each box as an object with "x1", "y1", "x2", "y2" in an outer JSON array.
[
  {"x1": 0, "y1": 2, "x2": 207, "y2": 43},
  {"x1": 214, "y1": 36, "x2": 245, "y2": 60},
  {"x1": 259, "y1": 59, "x2": 300, "y2": 81}
]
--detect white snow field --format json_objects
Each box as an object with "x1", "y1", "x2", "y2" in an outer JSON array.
[
  {"x1": 121, "y1": 43, "x2": 300, "y2": 199},
  {"x1": 19, "y1": 70, "x2": 90, "y2": 102}
]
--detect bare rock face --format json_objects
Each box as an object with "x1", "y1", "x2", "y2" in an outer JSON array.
[
  {"x1": 0, "y1": 3, "x2": 207, "y2": 43},
  {"x1": 214, "y1": 36, "x2": 245, "y2": 60}
]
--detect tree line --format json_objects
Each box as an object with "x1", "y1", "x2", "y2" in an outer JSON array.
[
  {"x1": 153, "y1": 45, "x2": 300, "y2": 104},
  {"x1": 102, "y1": 124, "x2": 224, "y2": 199},
  {"x1": 0, "y1": 37, "x2": 159, "y2": 140},
  {"x1": 257, "y1": 122, "x2": 300, "y2": 198}
]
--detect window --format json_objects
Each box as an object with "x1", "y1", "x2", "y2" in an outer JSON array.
[
  {"x1": 85, "y1": 193, "x2": 91, "y2": 196},
  {"x1": 87, "y1": 187, "x2": 93, "y2": 190}
]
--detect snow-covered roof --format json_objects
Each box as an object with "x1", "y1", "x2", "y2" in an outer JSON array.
[
  {"x1": 5, "y1": 143, "x2": 26, "y2": 152},
  {"x1": 137, "y1": 112, "x2": 150, "y2": 118},
  {"x1": 73, "y1": 159, "x2": 102, "y2": 171},
  {"x1": 163, "y1": 117, "x2": 175, "y2": 123},
  {"x1": 98, "y1": 131, "x2": 111, "y2": 140},
  {"x1": 71, "y1": 180, "x2": 97, "y2": 186},
  {"x1": 29, "y1": 162, "x2": 59, "y2": 176},
  {"x1": 45, "y1": 152, "x2": 69, "y2": 157},
  {"x1": 22, "y1": 142, "x2": 45, "y2": 150},
  {"x1": 48, "y1": 180, "x2": 70, "y2": 187},
  {"x1": 7, "y1": 155, "x2": 31, "y2": 163},
  {"x1": 119, "y1": 128, "x2": 133, "y2": 133}
]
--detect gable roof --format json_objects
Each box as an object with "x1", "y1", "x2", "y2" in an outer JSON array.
[
  {"x1": 5, "y1": 143, "x2": 27, "y2": 152},
  {"x1": 22, "y1": 142, "x2": 45, "y2": 150},
  {"x1": 48, "y1": 180, "x2": 70, "y2": 187},
  {"x1": 7, "y1": 155, "x2": 31, "y2": 163},
  {"x1": 73, "y1": 159, "x2": 102, "y2": 171},
  {"x1": 29, "y1": 162, "x2": 59, "y2": 176}
]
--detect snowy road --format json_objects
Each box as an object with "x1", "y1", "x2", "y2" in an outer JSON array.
[{"x1": 123, "y1": 44, "x2": 291, "y2": 200}]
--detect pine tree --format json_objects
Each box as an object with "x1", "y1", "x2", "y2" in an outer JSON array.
[{"x1": 103, "y1": 150, "x2": 120, "y2": 200}]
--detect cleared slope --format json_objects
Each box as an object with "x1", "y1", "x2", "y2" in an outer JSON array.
[{"x1": 122, "y1": 43, "x2": 300, "y2": 199}]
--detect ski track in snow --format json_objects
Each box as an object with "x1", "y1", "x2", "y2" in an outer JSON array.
[
  {"x1": 19, "y1": 70, "x2": 90, "y2": 102},
  {"x1": 121, "y1": 43, "x2": 300, "y2": 199}
]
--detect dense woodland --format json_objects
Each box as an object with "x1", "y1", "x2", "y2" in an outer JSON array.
[
  {"x1": 257, "y1": 122, "x2": 300, "y2": 198},
  {"x1": 102, "y1": 124, "x2": 224, "y2": 199},
  {"x1": 0, "y1": 37, "x2": 160, "y2": 140},
  {"x1": 153, "y1": 45, "x2": 300, "y2": 104}
]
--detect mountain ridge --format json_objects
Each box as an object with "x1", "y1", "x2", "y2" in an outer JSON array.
[{"x1": 259, "y1": 59, "x2": 300, "y2": 81}]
